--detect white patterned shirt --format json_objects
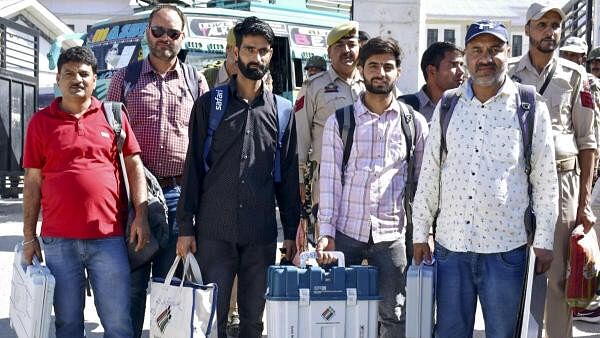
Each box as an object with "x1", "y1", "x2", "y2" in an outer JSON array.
[
  {"x1": 412, "y1": 78, "x2": 558, "y2": 252},
  {"x1": 319, "y1": 96, "x2": 429, "y2": 243}
]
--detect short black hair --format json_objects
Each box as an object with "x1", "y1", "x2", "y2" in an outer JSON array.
[
  {"x1": 358, "y1": 30, "x2": 370, "y2": 42},
  {"x1": 148, "y1": 5, "x2": 186, "y2": 30},
  {"x1": 57, "y1": 46, "x2": 97, "y2": 74},
  {"x1": 420, "y1": 42, "x2": 463, "y2": 81},
  {"x1": 357, "y1": 37, "x2": 403, "y2": 67},
  {"x1": 234, "y1": 16, "x2": 274, "y2": 48}
]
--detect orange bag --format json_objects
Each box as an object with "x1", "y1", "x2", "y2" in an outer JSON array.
[{"x1": 566, "y1": 225, "x2": 600, "y2": 312}]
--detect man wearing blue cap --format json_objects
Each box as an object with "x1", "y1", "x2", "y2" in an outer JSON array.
[
  {"x1": 509, "y1": 3, "x2": 597, "y2": 336},
  {"x1": 413, "y1": 20, "x2": 558, "y2": 337}
]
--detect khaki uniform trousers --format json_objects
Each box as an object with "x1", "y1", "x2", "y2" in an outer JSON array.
[{"x1": 544, "y1": 168, "x2": 579, "y2": 338}]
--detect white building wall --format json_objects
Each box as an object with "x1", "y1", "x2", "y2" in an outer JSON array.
[
  {"x1": 354, "y1": 0, "x2": 425, "y2": 93},
  {"x1": 39, "y1": 0, "x2": 134, "y2": 32}
]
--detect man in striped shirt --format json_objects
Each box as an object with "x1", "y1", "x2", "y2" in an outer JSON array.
[{"x1": 316, "y1": 37, "x2": 429, "y2": 338}]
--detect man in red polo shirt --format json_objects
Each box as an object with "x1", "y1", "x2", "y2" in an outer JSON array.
[{"x1": 21, "y1": 46, "x2": 148, "y2": 338}]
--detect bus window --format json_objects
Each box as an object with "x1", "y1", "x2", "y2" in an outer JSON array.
[
  {"x1": 269, "y1": 36, "x2": 293, "y2": 100},
  {"x1": 293, "y1": 58, "x2": 304, "y2": 87}
]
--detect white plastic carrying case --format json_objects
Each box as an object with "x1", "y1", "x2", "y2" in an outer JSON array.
[
  {"x1": 406, "y1": 261, "x2": 436, "y2": 338},
  {"x1": 266, "y1": 251, "x2": 380, "y2": 338},
  {"x1": 10, "y1": 242, "x2": 55, "y2": 338}
]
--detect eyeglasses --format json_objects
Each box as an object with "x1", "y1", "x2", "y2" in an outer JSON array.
[
  {"x1": 241, "y1": 46, "x2": 272, "y2": 57},
  {"x1": 149, "y1": 26, "x2": 183, "y2": 40}
]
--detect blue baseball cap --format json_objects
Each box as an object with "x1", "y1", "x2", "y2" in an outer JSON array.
[{"x1": 465, "y1": 20, "x2": 509, "y2": 45}]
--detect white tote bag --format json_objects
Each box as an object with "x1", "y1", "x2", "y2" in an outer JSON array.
[{"x1": 149, "y1": 253, "x2": 218, "y2": 338}]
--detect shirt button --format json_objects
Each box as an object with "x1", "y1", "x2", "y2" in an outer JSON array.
[
  {"x1": 242, "y1": 154, "x2": 248, "y2": 160},
  {"x1": 160, "y1": 145, "x2": 164, "y2": 149},
  {"x1": 475, "y1": 149, "x2": 479, "y2": 153},
  {"x1": 241, "y1": 179, "x2": 245, "y2": 184},
  {"x1": 471, "y1": 172, "x2": 475, "y2": 176},
  {"x1": 466, "y1": 220, "x2": 471, "y2": 224},
  {"x1": 468, "y1": 196, "x2": 473, "y2": 199},
  {"x1": 481, "y1": 105, "x2": 485, "y2": 108},
  {"x1": 239, "y1": 203, "x2": 243, "y2": 208},
  {"x1": 246, "y1": 130, "x2": 251, "y2": 135},
  {"x1": 478, "y1": 126, "x2": 482, "y2": 130}
]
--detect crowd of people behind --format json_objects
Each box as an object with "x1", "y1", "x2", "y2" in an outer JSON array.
[{"x1": 18, "y1": 1, "x2": 600, "y2": 338}]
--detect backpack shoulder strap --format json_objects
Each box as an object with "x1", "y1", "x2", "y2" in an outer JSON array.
[
  {"x1": 515, "y1": 83, "x2": 537, "y2": 172},
  {"x1": 102, "y1": 101, "x2": 130, "y2": 199},
  {"x1": 399, "y1": 101, "x2": 417, "y2": 232},
  {"x1": 335, "y1": 104, "x2": 356, "y2": 184},
  {"x1": 122, "y1": 61, "x2": 143, "y2": 103},
  {"x1": 439, "y1": 88, "x2": 461, "y2": 154},
  {"x1": 398, "y1": 93, "x2": 421, "y2": 112},
  {"x1": 181, "y1": 61, "x2": 199, "y2": 102},
  {"x1": 203, "y1": 85, "x2": 230, "y2": 172},
  {"x1": 102, "y1": 101, "x2": 126, "y2": 153},
  {"x1": 273, "y1": 94, "x2": 293, "y2": 183}
]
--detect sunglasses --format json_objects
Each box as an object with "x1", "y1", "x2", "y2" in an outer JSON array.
[{"x1": 149, "y1": 26, "x2": 183, "y2": 40}]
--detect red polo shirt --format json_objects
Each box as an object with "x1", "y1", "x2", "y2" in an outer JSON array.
[{"x1": 23, "y1": 97, "x2": 141, "y2": 239}]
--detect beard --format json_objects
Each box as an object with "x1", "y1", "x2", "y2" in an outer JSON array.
[
  {"x1": 149, "y1": 41, "x2": 180, "y2": 61},
  {"x1": 470, "y1": 61, "x2": 507, "y2": 87},
  {"x1": 364, "y1": 77, "x2": 394, "y2": 94},
  {"x1": 530, "y1": 36, "x2": 557, "y2": 54},
  {"x1": 237, "y1": 59, "x2": 269, "y2": 81}
]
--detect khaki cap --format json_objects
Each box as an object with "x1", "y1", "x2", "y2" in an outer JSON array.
[
  {"x1": 560, "y1": 36, "x2": 587, "y2": 54},
  {"x1": 327, "y1": 21, "x2": 359, "y2": 47},
  {"x1": 526, "y1": 2, "x2": 566, "y2": 22},
  {"x1": 226, "y1": 28, "x2": 235, "y2": 47}
]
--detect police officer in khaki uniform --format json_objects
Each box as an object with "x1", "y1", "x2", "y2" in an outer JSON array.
[
  {"x1": 202, "y1": 28, "x2": 237, "y2": 89},
  {"x1": 560, "y1": 37, "x2": 600, "y2": 182},
  {"x1": 588, "y1": 47, "x2": 600, "y2": 79},
  {"x1": 295, "y1": 21, "x2": 365, "y2": 208},
  {"x1": 508, "y1": 3, "x2": 597, "y2": 337}
]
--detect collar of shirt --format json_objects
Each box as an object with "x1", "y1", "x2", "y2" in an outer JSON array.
[
  {"x1": 515, "y1": 53, "x2": 557, "y2": 77},
  {"x1": 417, "y1": 85, "x2": 435, "y2": 108},
  {"x1": 328, "y1": 67, "x2": 363, "y2": 85},
  {"x1": 227, "y1": 75, "x2": 272, "y2": 107},
  {"x1": 216, "y1": 63, "x2": 230, "y2": 85},
  {"x1": 142, "y1": 57, "x2": 183, "y2": 79},
  {"x1": 354, "y1": 94, "x2": 401, "y2": 120},
  {"x1": 460, "y1": 76, "x2": 517, "y2": 103},
  {"x1": 49, "y1": 96, "x2": 102, "y2": 119}
]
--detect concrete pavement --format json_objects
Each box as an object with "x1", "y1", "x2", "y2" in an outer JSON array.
[{"x1": 1, "y1": 197, "x2": 599, "y2": 337}]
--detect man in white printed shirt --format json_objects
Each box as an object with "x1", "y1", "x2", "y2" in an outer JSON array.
[
  {"x1": 412, "y1": 20, "x2": 558, "y2": 337},
  {"x1": 316, "y1": 37, "x2": 428, "y2": 338}
]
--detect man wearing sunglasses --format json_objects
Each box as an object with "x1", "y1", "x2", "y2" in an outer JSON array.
[
  {"x1": 176, "y1": 16, "x2": 300, "y2": 338},
  {"x1": 106, "y1": 5, "x2": 209, "y2": 338}
]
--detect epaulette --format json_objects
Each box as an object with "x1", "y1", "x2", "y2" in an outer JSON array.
[
  {"x1": 558, "y1": 57, "x2": 585, "y2": 75},
  {"x1": 305, "y1": 70, "x2": 328, "y2": 86}
]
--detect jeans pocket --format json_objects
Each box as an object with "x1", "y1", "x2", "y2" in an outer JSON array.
[
  {"x1": 40, "y1": 236, "x2": 58, "y2": 245},
  {"x1": 498, "y1": 246, "x2": 526, "y2": 269},
  {"x1": 434, "y1": 243, "x2": 450, "y2": 261}
]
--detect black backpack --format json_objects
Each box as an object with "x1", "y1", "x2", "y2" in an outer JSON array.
[{"x1": 102, "y1": 102, "x2": 170, "y2": 257}]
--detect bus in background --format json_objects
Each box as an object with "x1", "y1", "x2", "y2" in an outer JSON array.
[{"x1": 48, "y1": 1, "x2": 348, "y2": 101}]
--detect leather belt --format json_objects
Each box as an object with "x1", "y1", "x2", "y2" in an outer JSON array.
[
  {"x1": 157, "y1": 176, "x2": 183, "y2": 188},
  {"x1": 556, "y1": 157, "x2": 577, "y2": 172}
]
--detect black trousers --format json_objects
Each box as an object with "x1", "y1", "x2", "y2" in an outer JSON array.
[{"x1": 195, "y1": 238, "x2": 276, "y2": 338}]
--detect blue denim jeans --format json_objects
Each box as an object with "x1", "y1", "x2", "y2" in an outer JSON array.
[
  {"x1": 334, "y1": 231, "x2": 407, "y2": 338},
  {"x1": 41, "y1": 236, "x2": 132, "y2": 338},
  {"x1": 434, "y1": 243, "x2": 527, "y2": 338},
  {"x1": 130, "y1": 185, "x2": 180, "y2": 338}
]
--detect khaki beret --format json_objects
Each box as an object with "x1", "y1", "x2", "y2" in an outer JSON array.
[
  {"x1": 226, "y1": 28, "x2": 236, "y2": 47},
  {"x1": 327, "y1": 21, "x2": 359, "y2": 47}
]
